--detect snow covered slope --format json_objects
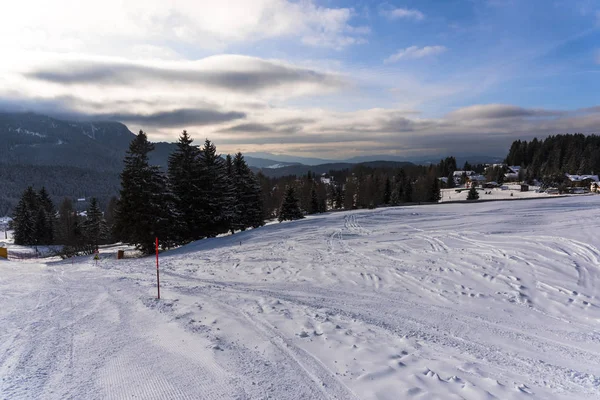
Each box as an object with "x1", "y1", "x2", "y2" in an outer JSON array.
[{"x1": 2, "y1": 197, "x2": 600, "y2": 399}]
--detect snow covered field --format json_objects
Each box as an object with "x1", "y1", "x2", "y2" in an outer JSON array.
[
  {"x1": 2, "y1": 196, "x2": 600, "y2": 399},
  {"x1": 440, "y1": 187, "x2": 557, "y2": 202}
]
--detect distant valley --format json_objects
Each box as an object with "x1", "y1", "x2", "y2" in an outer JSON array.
[{"x1": 0, "y1": 111, "x2": 500, "y2": 215}]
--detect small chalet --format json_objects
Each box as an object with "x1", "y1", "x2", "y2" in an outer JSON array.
[
  {"x1": 452, "y1": 170, "x2": 475, "y2": 185},
  {"x1": 565, "y1": 174, "x2": 599, "y2": 188},
  {"x1": 504, "y1": 166, "x2": 521, "y2": 181},
  {"x1": 466, "y1": 175, "x2": 486, "y2": 188}
]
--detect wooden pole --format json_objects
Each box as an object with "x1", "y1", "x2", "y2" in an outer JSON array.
[{"x1": 156, "y1": 237, "x2": 160, "y2": 300}]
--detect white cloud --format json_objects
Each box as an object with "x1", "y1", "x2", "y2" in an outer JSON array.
[
  {"x1": 0, "y1": 0, "x2": 367, "y2": 53},
  {"x1": 384, "y1": 46, "x2": 447, "y2": 64},
  {"x1": 381, "y1": 7, "x2": 425, "y2": 21}
]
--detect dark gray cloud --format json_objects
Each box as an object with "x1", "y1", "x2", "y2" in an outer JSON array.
[
  {"x1": 446, "y1": 104, "x2": 565, "y2": 120},
  {"x1": 2, "y1": 92, "x2": 599, "y2": 158},
  {"x1": 0, "y1": 95, "x2": 245, "y2": 128},
  {"x1": 220, "y1": 121, "x2": 304, "y2": 135},
  {"x1": 99, "y1": 109, "x2": 246, "y2": 128},
  {"x1": 221, "y1": 123, "x2": 274, "y2": 133},
  {"x1": 27, "y1": 58, "x2": 345, "y2": 93}
]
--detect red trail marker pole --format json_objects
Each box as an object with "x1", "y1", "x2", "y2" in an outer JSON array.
[{"x1": 156, "y1": 237, "x2": 160, "y2": 300}]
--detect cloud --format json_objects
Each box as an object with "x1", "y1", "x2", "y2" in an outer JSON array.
[
  {"x1": 446, "y1": 104, "x2": 565, "y2": 120},
  {"x1": 26, "y1": 55, "x2": 347, "y2": 97},
  {"x1": 209, "y1": 104, "x2": 600, "y2": 158},
  {"x1": 0, "y1": 95, "x2": 245, "y2": 128},
  {"x1": 0, "y1": 0, "x2": 367, "y2": 52},
  {"x1": 385, "y1": 46, "x2": 447, "y2": 63},
  {"x1": 100, "y1": 109, "x2": 246, "y2": 128},
  {"x1": 380, "y1": 7, "x2": 425, "y2": 21},
  {"x1": 3, "y1": 92, "x2": 599, "y2": 158},
  {"x1": 220, "y1": 123, "x2": 274, "y2": 133}
]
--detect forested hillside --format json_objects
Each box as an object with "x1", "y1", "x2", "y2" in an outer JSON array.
[
  {"x1": 0, "y1": 164, "x2": 120, "y2": 216},
  {"x1": 505, "y1": 134, "x2": 600, "y2": 179}
]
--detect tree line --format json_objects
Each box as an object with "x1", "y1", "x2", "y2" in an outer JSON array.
[
  {"x1": 505, "y1": 134, "x2": 600, "y2": 181},
  {"x1": 14, "y1": 132, "x2": 506, "y2": 254},
  {"x1": 256, "y1": 157, "x2": 467, "y2": 219},
  {"x1": 10, "y1": 187, "x2": 110, "y2": 256},
  {"x1": 113, "y1": 130, "x2": 265, "y2": 254}
]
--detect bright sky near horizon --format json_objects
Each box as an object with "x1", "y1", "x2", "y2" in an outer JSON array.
[{"x1": 1, "y1": 0, "x2": 599, "y2": 158}]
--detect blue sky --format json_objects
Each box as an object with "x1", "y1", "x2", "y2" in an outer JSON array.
[{"x1": 1, "y1": 0, "x2": 599, "y2": 158}]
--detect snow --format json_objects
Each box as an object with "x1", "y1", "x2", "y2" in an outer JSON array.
[
  {"x1": 453, "y1": 170, "x2": 475, "y2": 177},
  {"x1": 10, "y1": 127, "x2": 47, "y2": 138},
  {"x1": 2, "y1": 197, "x2": 600, "y2": 399},
  {"x1": 566, "y1": 174, "x2": 599, "y2": 183},
  {"x1": 266, "y1": 163, "x2": 291, "y2": 169},
  {"x1": 440, "y1": 187, "x2": 559, "y2": 202}
]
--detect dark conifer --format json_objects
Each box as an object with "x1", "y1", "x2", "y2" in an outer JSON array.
[
  {"x1": 167, "y1": 130, "x2": 203, "y2": 243},
  {"x1": 447, "y1": 172, "x2": 456, "y2": 188},
  {"x1": 402, "y1": 179, "x2": 413, "y2": 203},
  {"x1": 56, "y1": 198, "x2": 79, "y2": 247},
  {"x1": 37, "y1": 187, "x2": 55, "y2": 244},
  {"x1": 197, "y1": 139, "x2": 231, "y2": 237},
  {"x1": 83, "y1": 198, "x2": 108, "y2": 250},
  {"x1": 114, "y1": 130, "x2": 172, "y2": 254},
  {"x1": 232, "y1": 153, "x2": 264, "y2": 230},
  {"x1": 383, "y1": 177, "x2": 392, "y2": 205},
  {"x1": 467, "y1": 185, "x2": 480, "y2": 201},
  {"x1": 309, "y1": 188, "x2": 319, "y2": 214},
  {"x1": 12, "y1": 187, "x2": 39, "y2": 245},
  {"x1": 278, "y1": 186, "x2": 304, "y2": 222}
]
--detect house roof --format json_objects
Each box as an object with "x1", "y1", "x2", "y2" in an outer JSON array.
[
  {"x1": 565, "y1": 174, "x2": 599, "y2": 182},
  {"x1": 453, "y1": 170, "x2": 475, "y2": 177},
  {"x1": 468, "y1": 175, "x2": 487, "y2": 182}
]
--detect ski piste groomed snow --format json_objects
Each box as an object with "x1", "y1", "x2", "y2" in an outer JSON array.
[{"x1": 1, "y1": 196, "x2": 600, "y2": 399}]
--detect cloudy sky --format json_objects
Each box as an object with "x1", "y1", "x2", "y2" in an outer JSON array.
[{"x1": 1, "y1": 0, "x2": 600, "y2": 159}]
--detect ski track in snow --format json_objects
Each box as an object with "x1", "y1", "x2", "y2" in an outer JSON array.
[{"x1": 2, "y1": 196, "x2": 600, "y2": 399}]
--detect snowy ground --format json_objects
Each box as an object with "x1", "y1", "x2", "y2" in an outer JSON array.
[
  {"x1": 440, "y1": 186, "x2": 558, "y2": 202},
  {"x1": 2, "y1": 197, "x2": 600, "y2": 399}
]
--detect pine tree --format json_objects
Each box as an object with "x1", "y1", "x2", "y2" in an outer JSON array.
[
  {"x1": 197, "y1": 139, "x2": 231, "y2": 237},
  {"x1": 55, "y1": 198, "x2": 79, "y2": 247},
  {"x1": 104, "y1": 196, "x2": 118, "y2": 242},
  {"x1": 12, "y1": 187, "x2": 39, "y2": 245},
  {"x1": 83, "y1": 198, "x2": 108, "y2": 250},
  {"x1": 447, "y1": 172, "x2": 456, "y2": 189},
  {"x1": 429, "y1": 177, "x2": 441, "y2": 203},
  {"x1": 309, "y1": 188, "x2": 319, "y2": 214},
  {"x1": 390, "y1": 185, "x2": 400, "y2": 205},
  {"x1": 231, "y1": 153, "x2": 264, "y2": 231},
  {"x1": 467, "y1": 185, "x2": 479, "y2": 201},
  {"x1": 167, "y1": 130, "x2": 203, "y2": 243},
  {"x1": 278, "y1": 186, "x2": 304, "y2": 222},
  {"x1": 334, "y1": 186, "x2": 344, "y2": 209},
  {"x1": 37, "y1": 187, "x2": 55, "y2": 244},
  {"x1": 343, "y1": 179, "x2": 356, "y2": 210},
  {"x1": 114, "y1": 130, "x2": 173, "y2": 254},
  {"x1": 34, "y1": 207, "x2": 50, "y2": 246},
  {"x1": 402, "y1": 179, "x2": 413, "y2": 203},
  {"x1": 383, "y1": 177, "x2": 392, "y2": 205}
]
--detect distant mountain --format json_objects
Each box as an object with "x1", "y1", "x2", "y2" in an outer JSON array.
[
  {"x1": 245, "y1": 152, "x2": 503, "y2": 167},
  {"x1": 255, "y1": 161, "x2": 415, "y2": 178},
  {"x1": 0, "y1": 112, "x2": 135, "y2": 172},
  {"x1": 244, "y1": 152, "x2": 337, "y2": 166},
  {"x1": 344, "y1": 155, "x2": 410, "y2": 163},
  {"x1": 243, "y1": 156, "x2": 300, "y2": 169},
  {"x1": 0, "y1": 111, "x2": 503, "y2": 215}
]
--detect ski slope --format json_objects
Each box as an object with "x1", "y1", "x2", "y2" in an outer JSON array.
[{"x1": 2, "y1": 196, "x2": 600, "y2": 399}]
